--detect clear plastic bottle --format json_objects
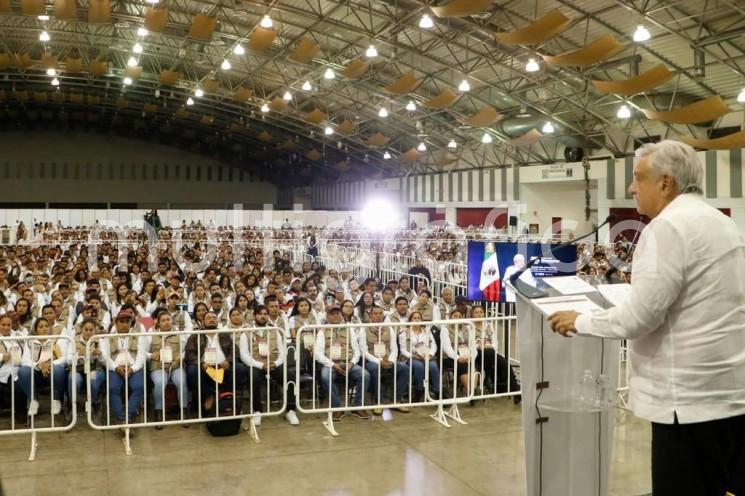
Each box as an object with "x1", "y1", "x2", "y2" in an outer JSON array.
[
  {"x1": 596, "y1": 374, "x2": 611, "y2": 408},
  {"x1": 579, "y1": 369, "x2": 595, "y2": 406}
]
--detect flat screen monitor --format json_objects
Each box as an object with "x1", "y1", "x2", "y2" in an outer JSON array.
[{"x1": 466, "y1": 241, "x2": 578, "y2": 302}]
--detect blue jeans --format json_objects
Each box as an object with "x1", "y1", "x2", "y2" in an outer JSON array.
[
  {"x1": 364, "y1": 361, "x2": 410, "y2": 403},
  {"x1": 150, "y1": 367, "x2": 188, "y2": 411},
  {"x1": 410, "y1": 359, "x2": 440, "y2": 396},
  {"x1": 319, "y1": 364, "x2": 369, "y2": 408},
  {"x1": 69, "y1": 370, "x2": 105, "y2": 405},
  {"x1": 108, "y1": 369, "x2": 145, "y2": 422},
  {"x1": 18, "y1": 365, "x2": 67, "y2": 403}
]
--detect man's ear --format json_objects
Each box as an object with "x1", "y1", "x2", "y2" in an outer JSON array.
[{"x1": 661, "y1": 174, "x2": 676, "y2": 193}]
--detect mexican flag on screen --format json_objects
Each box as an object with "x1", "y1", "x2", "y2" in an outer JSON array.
[{"x1": 479, "y1": 242, "x2": 500, "y2": 301}]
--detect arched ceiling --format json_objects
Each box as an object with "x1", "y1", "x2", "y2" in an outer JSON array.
[{"x1": 1, "y1": 0, "x2": 744, "y2": 185}]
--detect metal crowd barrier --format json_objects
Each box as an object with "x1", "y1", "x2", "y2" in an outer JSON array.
[
  {"x1": 295, "y1": 318, "x2": 479, "y2": 436},
  {"x1": 0, "y1": 334, "x2": 76, "y2": 461},
  {"x1": 466, "y1": 317, "x2": 521, "y2": 401},
  {"x1": 617, "y1": 339, "x2": 630, "y2": 409},
  {"x1": 86, "y1": 326, "x2": 286, "y2": 455}
]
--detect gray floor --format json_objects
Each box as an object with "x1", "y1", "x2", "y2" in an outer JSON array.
[{"x1": 0, "y1": 400, "x2": 650, "y2": 496}]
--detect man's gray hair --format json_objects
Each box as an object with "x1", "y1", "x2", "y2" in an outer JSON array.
[{"x1": 635, "y1": 140, "x2": 703, "y2": 194}]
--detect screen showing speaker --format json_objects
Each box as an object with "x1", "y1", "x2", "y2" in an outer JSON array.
[{"x1": 466, "y1": 241, "x2": 578, "y2": 302}]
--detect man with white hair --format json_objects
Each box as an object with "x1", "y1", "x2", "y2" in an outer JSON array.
[
  {"x1": 549, "y1": 140, "x2": 745, "y2": 495},
  {"x1": 502, "y1": 253, "x2": 536, "y2": 303}
]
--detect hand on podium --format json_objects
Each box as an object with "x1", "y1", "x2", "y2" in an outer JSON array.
[{"x1": 548, "y1": 311, "x2": 579, "y2": 337}]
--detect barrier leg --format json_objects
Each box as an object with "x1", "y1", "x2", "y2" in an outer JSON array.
[
  {"x1": 245, "y1": 417, "x2": 261, "y2": 443},
  {"x1": 322, "y1": 411, "x2": 339, "y2": 437},
  {"x1": 28, "y1": 430, "x2": 37, "y2": 462},
  {"x1": 122, "y1": 428, "x2": 133, "y2": 456},
  {"x1": 430, "y1": 404, "x2": 451, "y2": 428},
  {"x1": 445, "y1": 404, "x2": 467, "y2": 425}
]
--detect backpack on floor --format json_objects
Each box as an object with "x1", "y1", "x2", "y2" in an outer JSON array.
[{"x1": 205, "y1": 392, "x2": 242, "y2": 437}]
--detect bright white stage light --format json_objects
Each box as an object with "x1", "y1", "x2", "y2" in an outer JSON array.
[{"x1": 362, "y1": 198, "x2": 397, "y2": 230}]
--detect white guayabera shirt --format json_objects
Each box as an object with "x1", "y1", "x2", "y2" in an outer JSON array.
[{"x1": 575, "y1": 193, "x2": 745, "y2": 424}]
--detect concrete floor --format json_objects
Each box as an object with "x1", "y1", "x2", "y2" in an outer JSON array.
[{"x1": 0, "y1": 400, "x2": 650, "y2": 496}]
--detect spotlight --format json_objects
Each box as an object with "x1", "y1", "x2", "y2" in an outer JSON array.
[
  {"x1": 233, "y1": 44, "x2": 245, "y2": 55},
  {"x1": 195, "y1": 88, "x2": 204, "y2": 98},
  {"x1": 481, "y1": 132, "x2": 492, "y2": 144},
  {"x1": 383, "y1": 151, "x2": 391, "y2": 159},
  {"x1": 417, "y1": 142, "x2": 427, "y2": 151},
  {"x1": 133, "y1": 42, "x2": 143, "y2": 54},
  {"x1": 260, "y1": 103, "x2": 270, "y2": 113},
  {"x1": 283, "y1": 90, "x2": 292, "y2": 101},
  {"x1": 186, "y1": 97, "x2": 194, "y2": 106},
  {"x1": 221, "y1": 59, "x2": 231, "y2": 70},
  {"x1": 362, "y1": 198, "x2": 398, "y2": 230},
  {"x1": 38, "y1": 15, "x2": 49, "y2": 21},
  {"x1": 406, "y1": 100, "x2": 416, "y2": 111},
  {"x1": 46, "y1": 68, "x2": 56, "y2": 77},
  {"x1": 737, "y1": 88, "x2": 745, "y2": 103},
  {"x1": 324, "y1": 126, "x2": 334, "y2": 135},
  {"x1": 51, "y1": 77, "x2": 59, "y2": 86},
  {"x1": 39, "y1": 31, "x2": 50, "y2": 42},
  {"x1": 127, "y1": 56, "x2": 138, "y2": 67},
  {"x1": 541, "y1": 121, "x2": 554, "y2": 133},
  {"x1": 378, "y1": 107, "x2": 388, "y2": 118},
  {"x1": 458, "y1": 79, "x2": 470, "y2": 92},
  {"x1": 525, "y1": 58, "x2": 540, "y2": 72},
  {"x1": 123, "y1": 77, "x2": 133, "y2": 85},
  {"x1": 365, "y1": 45, "x2": 378, "y2": 58},
  {"x1": 260, "y1": 15, "x2": 273, "y2": 28},
  {"x1": 137, "y1": 27, "x2": 149, "y2": 37},
  {"x1": 633, "y1": 25, "x2": 651, "y2": 42},
  {"x1": 447, "y1": 139, "x2": 457, "y2": 149},
  {"x1": 617, "y1": 104, "x2": 631, "y2": 119},
  {"x1": 324, "y1": 68, "x2": 335, "y2": 79},
  {"x1": 419, "y1": 14, "x2": 434, "y2": 29},
  {"x1": 302, "y1": 81, "x2": 312, "y2": 91}
]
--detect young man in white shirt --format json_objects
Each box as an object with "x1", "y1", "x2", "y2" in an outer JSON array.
[{"x1": 549, "y1": 140, "x2": 745, "y2": 495}]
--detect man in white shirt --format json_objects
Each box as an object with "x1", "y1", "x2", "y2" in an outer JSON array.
[
  {"x1": 502, "y1": 254, "x2": 537, "y2": 303},
  {"x1": 548, "y1": 140, "x2": 745, "y2": 495}
]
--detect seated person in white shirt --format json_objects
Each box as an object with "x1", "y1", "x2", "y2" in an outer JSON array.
[
  {"x1": 314, "y1": 305, "x2": 370, "y2": 420},
  {"x1": 99, "y1": 312, "x2": 147, "y2": 425},
  {"x1": 239, "y1": 306, "x2": 299, "y2": 426},
  {"x1": 470, "y1": 305, "x2": 519, "y2": 401},
  {"x1": 148, "y1": 311, "x2": 188, "y2": 425},
  {"x1": 67, "y1": 318, "x2": 105, "y2": 413},
  {"x1": 0, "y1": 313, "x2": 26, "y2": 420},
  {"x1": 358, "y1": 306, "x2": 410, "y2": 413},
  {"x1": 440, "y1": 308, "x2": 477, "y2": 397},
  {"x1": 398, "y1": 310, "x2": 440, "y2": 402},
  {"x1": 17, "y1": 317, "x2": 69, "y2": 416},
  {"x1": 184, "y1": 311, "x2": 248, "y2": 412},
  {"x1": 377, "y1": 287, "x2": 395, "y2": 315}
]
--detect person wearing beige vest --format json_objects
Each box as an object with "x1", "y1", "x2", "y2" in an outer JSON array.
[
  {"x1": 99, "y1": 311, "x2": 147, "y2": 424},
  {"x1": 358, "y1": 306, "x2": 410, "y2": 413},
  {"x1": 18, "y1": 317, "x2": 69, "y2": 416},
  {"x1": 66, "y1": 318, "x2": 105, "y2": 412},
  {"x1": 239, "y1": 305, "x2": 298, "y2": 426},
  {"x1": 314, "y1": 305, "x2": 370, "y2": 420},
  {"x1": 408, "y1": 289, "x2": 441, "y2": 322},
  {"x1": 147, "y1": 312, "x2": 188, "y2": 424},
  {"x1": 398, "y1": 310, "x2": 441, "y2": 403},
  {"x1": 439, "y1": 308, "x2": 477, "y2": 398}
]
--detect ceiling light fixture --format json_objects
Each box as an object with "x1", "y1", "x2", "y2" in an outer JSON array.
[
  {"x1": 378, "y1": 107, "x2": 388, "y2": 118},
  {"x1": 405, "y1": 100, "x2": 416, "y2": 111},
  {"x1": 123, "y1": 77, "x2": 133, "y2": 85},
  {"x1": 39, "y1": 30, "x2": 50, "y2": 42},
  {"x1": 260, "y1": 103, "x2": 270, "y2": 113},
  {"x1": 144, "y1": 0, "x2": 159, "y2": 4},
  {"x1": 617, "y1": 104, "x2": 632, "y2": 119},
  {"x1": 137, "y1": 27, "x2": 149, "y2": 37},
  {"x1": 324, "y1": 126, "x2": 334, "y2": 135},
  {"x1": 417, "y1": 142, "x2": 427, "y2": 151},
  {"x1": 324, "y1": 68, "x2": 335, "y2": 79},
  {"x1": 133, "y1": 42, "x2": 143, "y2": 54},
  {"x1": 283, "y1": 90, "x2": 292, "y2": 101},
  {"x1": 525, "y1": 58, "x2": 540, "y2": 72},
  {"x1": 37, "y1": 15, "x2": 49, "y2": 21},
  {"x1": 458, "y1": 79, "x2": 470, "y2": 92},
  {"x1": 541, "y1": 121, "x2": 555, "y2": 133},
  {"x1": 419, "y1": 14, "x2": 434, "y2": 29},
  {"x1": 195, "y1": 88, "x2": 204, "y2": 98},
  {"x1": 221, "y1": 59, "x2": 231, "y2": 70},
  {"x1": 447, "y1": 139, "x2": 457, "y2": 149},
  {"x1": 481, "y1": 132, "x2": 492, "y2": 144},
  {"x1": 233, "y1": 44, "x2": 245, "y2": 55},
  {"x1": 633, "y1": 25, "x2": 651, "y2": 42},
  {"x1": 186, "y1": 97, "x2": 194, "y2": 106},
  {"x1": 46, "y1": 68, "x2": 56, "y2": 77},
  {"x1": 383, "y1": 151, "x2": 391, "y2": 159},
  {"x1": 51, "y1": 77, "x2": 59, "y2": 86},
  {"x1": 302, "y1": 80, "x2": 312, "y2": 91},
  {"x1": 365, "y1": 45, "x2": 378, "y2": 58},
  {"x1": 260, "y1": 15, "x2": 273, "y2": 28},
  {"x1": 127, "y1": 56, "x2": 137, "y2": 67},
  {"x1": 737, "y1": 88, "x2": 745, "y2": 103}
]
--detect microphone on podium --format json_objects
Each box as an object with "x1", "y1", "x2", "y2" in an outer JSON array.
[{"x1": 509, "y1": 214, "x2": 617, "y2": 299}]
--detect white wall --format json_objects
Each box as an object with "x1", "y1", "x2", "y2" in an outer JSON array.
[{"x1": 519, "y1": 181, "x2": 597, "y2": 237}]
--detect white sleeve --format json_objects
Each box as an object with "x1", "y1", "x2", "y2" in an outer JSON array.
[
  {"x1": 131, "y1": 336, "x2": 148, "y2": 372},
  {"x1": 238, "y1": 333, "x2": 262, "y2": 369},
  {"x1": 439, "y1": 326, "x2": 457, "y2": 359},
  {"x1": 53, "y1": 337, "x2": 68, "y2": 366},
  {"x1": 100, "y1": 337, "x2": 116, "y2": 370},
  {"x1": 313, "y1": 331, "x2": 334, "y2": 368},
  {"x1": 575, "y1": 219, "x2": 684, "y2": 340},
  {"x1": 398, "y1": 331, "x2": 411, "y2": 359},
  {"x1": 359, "y1": 328, "x2": 377, "y2": 365},
  {"x1": 350, "y1": 327, "x2": 361, "y2": 365},
  {"x1": 388, "y1": 328, "x2": 398, "y2": 362},
  {"x1": 274, "y1": 334, "x2": 286, "y2": 367}
]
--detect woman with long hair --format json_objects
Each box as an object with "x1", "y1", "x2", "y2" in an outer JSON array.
[
  {"x1": 18, "y1": 317, "x2": 68, "y2": 416},
  {"x1": 191, "y1": 302, "x2": 209, "y2": 330},
  {"x1": 398, "y1": 310, "x2": 440, "y2": 402}
]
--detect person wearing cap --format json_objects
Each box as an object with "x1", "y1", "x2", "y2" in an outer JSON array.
[
  {"x1": 99, "y1": 311, "x2": 147, "y2": 425},
  {"x1": 165, "y1": 289, "x2": 192, "y2": 334},
  {"x1": 314, "y1": 305, "x2": 370, "y2": 420}
]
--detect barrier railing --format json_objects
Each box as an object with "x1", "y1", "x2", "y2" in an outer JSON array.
[
  {"x1": 465, "y1": 317, "x2": 521, "y2": 402},
  {"x1": 0, "y1": 334, "x2": 76, "y2": 461},
  {"x1": 617, "y1": 339, "x2": 630, "y2": 409},
  {"x1": 86, "y1": 326, "x2": 286, "y2": 455},
  {"x1": 295, "y1": 318, "x2": 477, "y2": 436}
]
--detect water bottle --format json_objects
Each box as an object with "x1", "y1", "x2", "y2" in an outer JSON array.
[
  {"x1": 579, "y1": 369, "x2": 594, "y2": 406},
  {"x1": 595, "y1": 374, "x2": 611, "y2": 408}
]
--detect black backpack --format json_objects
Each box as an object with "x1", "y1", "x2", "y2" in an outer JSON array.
[{"x1": 205, "y1": 392, "x2": 242, "y2": 437}]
